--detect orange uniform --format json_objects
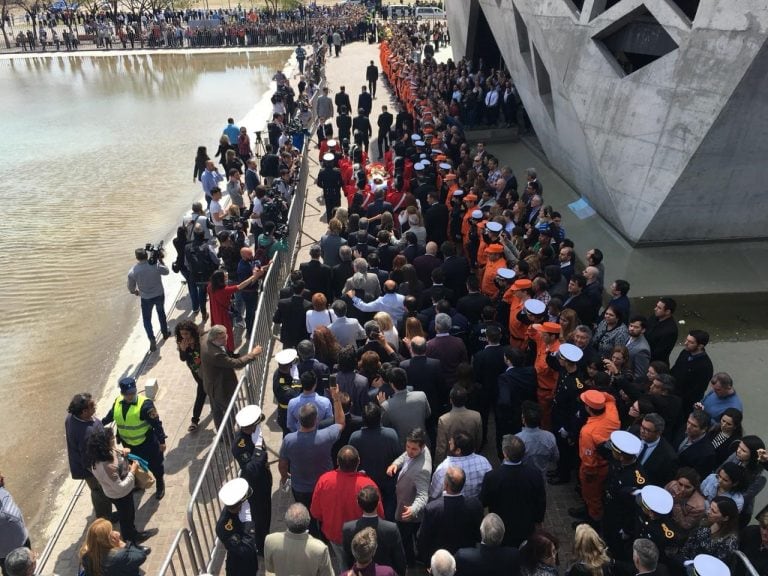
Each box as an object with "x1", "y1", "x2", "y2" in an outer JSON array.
[
  {"x1": 507, "y1": 296, "x2": 530, "y2": 349},
  {"x1": 579, "y1": 392, "x2": 620, "y2": 519},
  {"x1": 481, "y1": 257, "x2": 505, "y2": 299},
  {"x1": 530, "y1": 329, "x2": 560, "y2": 431}
]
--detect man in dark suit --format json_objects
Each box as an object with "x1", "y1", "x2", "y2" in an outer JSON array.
[
  {"x1": 335, "y1": 85, "x2": 352, "y2": 115},
  {"x1": 495, "y1": 347, "x2": 538, "y2": 457},
  {"x1": 424, "y1": 192, "x2": 449, "y2": 247},
  {"x1": 417, "y1": 467, "x2": 482, "y2": 562},
  {"x1": 399, "y1": 336, "x2": 442, "y2": 442},
  {"x1": 332, "y1": 246, "x2": 355, "y2": 299},
  {"x1": 562, "y1": 275, "x2": 595, "y2": 326},
  {"x1": 421, "y1": 268, "x2": 455, "y2": 308},
  {"x1": 365, "y1": 60, "x2": 379, "y2": 98},
  {"x1": 327, "y1": 394, "x2": 364, "y2": 463},
  {"x1": 675, "y1": 408, "x2": 716, "y2": 478},
  {"x1": 454, "y1": 513, "x2": 520, "y2": 576},
  {"x1": 413, "y1": 241, "x2": 443, "y2": 288},
  {"x1": 352, "y1": 107, "x2": 373, "y2": 153},
  {"x1": 636, "y1": 413, "x2": 678, "y2": 487},
  {"x1": 349, "y1": 404, "x2": 402, "y2": 521},
  {"x1": 365, "y1": 190, "x2": 393, "y2": 220},
  {"x1": 457, "y1": 275, "x2": 492, "y2": 327},
  {"x1": 670, "y1": 329, "x2": 714, "y2": 422},
  {"x1": 357, "y1": 85, "x2": 373, "y2": 117},
  {"x1": 343, "y1": 486, "x2": 406, "y2": 576},
  {"x1": 472, "y1": 325, "x2": 507, "y2": 448},
  {"x1": 299, "y1": 244, "x2": 333, "y2": 301},
  {"x1": 376, "y1": 105, "x2": 393, "y2": 159},
  {"x1": 439, "y1": 241, "x2": 470, "y2": 300},
  {"x1": 645, "y1": 297, "x2": 679, "y2": 364},
  {"x1": 273, "y1": 280, "x2": 312, "y2": 348},
  {"x1": 426, "y1": 313, "x2": 469, "y2": 406},
  {"x1": 480, "y1": 435, "x2": 546, "y2": 547}
]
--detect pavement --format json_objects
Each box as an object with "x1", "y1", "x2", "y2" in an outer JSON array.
[{"x1": 33, "y1": 27, "x2": 768, "y2": 576}]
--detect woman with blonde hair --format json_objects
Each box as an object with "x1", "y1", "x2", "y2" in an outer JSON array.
[
  {"x1": 374, "y1": 311, "x2": 399, "y2": 349},
  {"x1": 214, "y1": 134, "x2": 233, "y2": 169},
  {"x1": 80, "y1": 518, "x2": 149, "y2": 576},
  {"x1": 333, "y1": 206, "x2": 349, "y2": 232},
  {"x1": 559, "y1": 309, "x2": 579, "y2": 343},
  {"x1": 566, "y1": 524, "x2": 613, "y2": 576}
]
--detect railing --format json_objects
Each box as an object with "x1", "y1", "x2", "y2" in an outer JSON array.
[
  {"x1": 731, "y1": 550, "x2": 760, "y2": 576},
  {"x1": 158, "y1": 140, "x2": 311, "y2": 576}
]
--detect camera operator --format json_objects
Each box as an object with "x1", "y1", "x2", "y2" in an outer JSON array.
[
  {"x1": 273, "y1": 168, "x2": 294, "y2": 203},
  {"x1": 256, "y1": 221, "x2": 289, "y2": 262},
  {"x1": 128, "y1": 246, "x2": 170, "y2": 351},
  {"x1": 260, "y1": 144, "x2": 280, "y2": 188},
  {"x1": 267, "y1": 113, "x2": 284, "y2": 152}
]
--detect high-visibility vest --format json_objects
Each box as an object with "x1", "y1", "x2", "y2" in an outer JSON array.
[{"x1": 113, "y1": 395, "x2": 151, "y2": 446}]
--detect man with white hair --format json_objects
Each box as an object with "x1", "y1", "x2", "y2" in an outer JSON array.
[
  {"x1": 430, "y1": 549, "x2": 456, "y2": 576},
  {"x1": 3, "y1": 547, "x2": 35, "y2": 576},
  {"x1": 426, "y1": 313, "x2": 469, "y2": 404},
  {"x1": 454, "y1": 513, "x2": 520, "y2": 576},
  {"x1": 343, "y1": 257, "x2": 381, "y2": 298},
  {"x1": 264, "y1": 503, "x2": 334, "y2": 576},
  {"x1": 632, "y1": 538, "x2": 659, "y2": 575}
]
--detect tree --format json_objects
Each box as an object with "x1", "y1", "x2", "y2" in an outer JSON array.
[
  {"x1": 12, "y1": 0, "x2": 44, "y2": 41},
  {"x1": 0, "y1": 0, "x2": 11, "y2": 49}
]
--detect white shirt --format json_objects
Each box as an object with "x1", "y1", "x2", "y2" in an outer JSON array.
[
  {"x1": 430, "y1": 453, "x2": 492, "y2": 500},
  {"x1": 306, "y1": 309, "x2": 337, "y2": 335},
  {"x1": 352, "y1": 293, "x2": 406, "y2": 323}
]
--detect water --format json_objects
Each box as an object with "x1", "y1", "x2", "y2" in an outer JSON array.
[{"x1": 0, "y1": 49, "x2": 291, "y2": 534}]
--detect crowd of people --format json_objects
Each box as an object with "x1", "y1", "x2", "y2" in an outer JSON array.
[
  {"x1": 8, "y1": 3, "x2": 371, "y2": 52},
  {"x1": 3, "y1": 13, "x2": 767, "y2": 576}
]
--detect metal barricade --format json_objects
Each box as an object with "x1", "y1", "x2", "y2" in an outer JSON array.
[
  {"x1": 158, "y1": 140, "x2": 311, "y2": 576},
  {"x1": 157, "y1": 528, "x2": 201, "y2": 576},
  {"x1": 731, "y1": 550, "x2": 760, "y2": 576}
]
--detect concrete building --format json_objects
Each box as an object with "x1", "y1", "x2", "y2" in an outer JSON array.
[{"x1": 446, "y1": 0, "x2": 768, "y2": 244}]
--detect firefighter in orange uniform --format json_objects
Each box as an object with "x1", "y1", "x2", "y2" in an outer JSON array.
[
  {"x1": 529, "y1": 322, "x2": 562, "y2": 431},
  {"x1": 504, "y1": 278, "x2": 534, "y2": 349},
  {"x1": 577, "y1": 389, "x2": 621, "y2": 525},
  {"x1": 480, "y1": 244, "x2": 506, "y2": 299}
]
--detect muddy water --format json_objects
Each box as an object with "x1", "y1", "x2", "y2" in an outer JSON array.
[{"x1": 0, "y1": 49, "x2": 290, "y2": 538}]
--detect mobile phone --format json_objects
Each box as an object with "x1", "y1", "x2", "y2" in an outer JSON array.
[{"x1": 329, "y1": 374, "x2": 337, "y2": 387}]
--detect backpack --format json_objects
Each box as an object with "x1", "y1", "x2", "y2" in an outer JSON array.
[{"x1": 185, "y1": 242, "x2": 217, "y2": 283}]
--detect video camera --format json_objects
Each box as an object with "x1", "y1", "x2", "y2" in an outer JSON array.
[
  {"x1": 144, "y1": 241, "x2": 165, "y2": 265},
  {"x1": 274, "y1": 223, "x2": 289, "y2": 240}
]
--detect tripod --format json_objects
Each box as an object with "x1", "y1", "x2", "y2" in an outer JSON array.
[{"x1": 253, "y1": 131, "x2": 267, "y2": 158}]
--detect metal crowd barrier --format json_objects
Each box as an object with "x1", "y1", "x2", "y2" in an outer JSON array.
[
  {"x1": 157, "y1": 139, "x2": 311, "y2": 576},
  {"x1": 731, "y1": 550, "x2": 760, "y2": 576}
]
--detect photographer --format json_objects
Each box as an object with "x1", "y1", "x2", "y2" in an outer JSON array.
[
  {"x1": 185, "y1": 225, "x2": 220, "y2": 323},
  {"x1": 273, "y1": 169, "x2": 294, "y2": 203},
  {"x1": 256, "y1": 222, "x2": 289, "y2": 262},
  {"x1": 127, "y1": 246, "x2": 170, "y2": 352},
  {"x1": 259, "y1": 144, "x2": 280, "y2": 187}
]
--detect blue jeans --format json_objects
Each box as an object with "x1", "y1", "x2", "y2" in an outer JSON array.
[
  {"x1": 241, "y1": 290, "x2": 258, "y2": 336},
  {"x1": 188, "y1": 282, "x2": 208, "y2": 314},
  {"x1": 140, "y1": 294, "x2": 168, "y2": 341}
]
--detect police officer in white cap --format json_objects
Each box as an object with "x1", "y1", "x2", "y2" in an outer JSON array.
[
  {"x1": 273, "y1": 349, "x2": 302, "y2": 436},
  {"x1": 216, "y1": 477, "x2": 259, "y2": 576},
  {"x1": 634, "y1": 485, "x2": 675, "y2": 564},
  {"x1": 317, "y1": 150, "x2": 343, "y2": 221},
  {"x1": 600, "y1": 430, "x2": 646, "y2": 560},
  {"x1": 687, "y1": 554, "x2": 729, "y2": 576},
  {"x1": 233, "y1": 405, "x2": 272, "y2": 554},
  {"x1": 548, "y1": 343, "x2": 585, "y2": 485}
]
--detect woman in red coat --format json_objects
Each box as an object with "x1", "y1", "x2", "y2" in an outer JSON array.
[{"x1": 206, "y1": 266, "x2": 268, "y2": 352}]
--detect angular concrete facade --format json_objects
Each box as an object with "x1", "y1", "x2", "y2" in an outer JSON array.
[{"x1": 446, "y1": 0, "x2": 768, "y2": 244}]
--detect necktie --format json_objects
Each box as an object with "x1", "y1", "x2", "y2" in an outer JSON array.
[{"x1": 639, "y1": 442, "x2": 649, "y2": 465}]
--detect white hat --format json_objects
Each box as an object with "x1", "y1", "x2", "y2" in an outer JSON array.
[
  {"x1": 638, "y1": 485, "x2": 673, "y2": 515},
  {"x1": 411, "y1": 134, "x2": 421, "y2": 141},
  {"x1": 414, "y1": 163, "x2": 425, "y2": 172},
  {"x1": 218, "y1": 478, "x2": 250, "y2": 507},
  {"x1": 327, "y1": 139, "x2": 337, "y2": 147},
  {"x1": 275, "y1": 348, "x2": 298, "y2": 365},
  {"x1": 486, "y1": 221, "x2": 503, "y2": 233},
  {"x1": 452, "y1": 189, "x2": 464, "y2": 197},
  {"x1": 559, "y1": 343, "x2": 583, "y2": 363},
  {"x1": 322, "y1": 153, "x2": 335, "y2": 162},
  {"x1": 497, "y1": 268, "x2": 516, "y2": 280},
  {"x1": 439, "y1": 162, "x2": 451, "y2": 170},
  {"x1": 691, "y1": 555, "x2": 729, "y2": 576},
  {"x1": 235, "y1": 405, "x2": 263, "y2": 428},
  {"x1": 419, "y1": 154, "x2": 428, "y2": 160},
  {"x1": 524, "y1": 299, "x2": 546, "y2": 315},
  {"x1": 610, "y1": 430, "x2": 642, "y2": 456},
  {"x1": 471, "y1": 209, "x2": 483, "y2": 219},
  {"x1": 415, "y1": 140, "x2": 426, "y2": 147}
]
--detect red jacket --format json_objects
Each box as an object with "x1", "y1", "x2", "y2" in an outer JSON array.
[{"x1": 310, "y1": 470, "x2": 383, "y2": 543}]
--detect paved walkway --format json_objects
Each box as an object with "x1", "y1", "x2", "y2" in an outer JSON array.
[{"x1": 40, "y1": 38, "x2": 582, "y2": 576}]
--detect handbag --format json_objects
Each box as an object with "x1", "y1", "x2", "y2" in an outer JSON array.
[{"x1": 134, "y1": 466, "x2": 156, "y2": 490}]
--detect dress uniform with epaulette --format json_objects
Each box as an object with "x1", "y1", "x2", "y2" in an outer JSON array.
[
  {"x1": 216, "y1": 478, "x2": 259, "y2": 576},
  {"x1": 548, "y1": 344, "x2": 585, "y2": 484},
  {"x1": 601, "y1": 430, "x2": 646, "y2": 560},
  {"x1": 101, "y1": 376, "x2": 166, "y2": 500},
  {"x1": 272, "y1": 349, "x2": 302, "y2": 436},
  {"x1": 233, "y1": 405, "x2": 273, "y2": 554},
  {"x1": 635, "y1": 485, "x2": 676, "y2": 564}
]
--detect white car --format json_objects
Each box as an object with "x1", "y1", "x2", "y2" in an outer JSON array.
[{"x1": 414, "y1": 7, "x2": 446, "y2": 20}]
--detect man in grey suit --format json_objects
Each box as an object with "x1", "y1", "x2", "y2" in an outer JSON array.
[
  {"x1": 342, "y1": 486, "x2": 407, "y2": 576},
  {"x1": 387, "y1": 427, "x2": 432, "y2": 566},
  {"x1": 343, "y1": 258, "x2": 382, "y2": 299},
  {"x1": 316, "y1": 87, "x2": 335, "y2": 122},
  {"x1": 435, "y1": 386, "x2": 483, "y2": 464},
  {"x1": 381, "y1": 367, "x2": 431, "y2": 449},
  {"x1": 264, "y1": 503, "x2": 334, "y2": 576},
  {"x1": 627, "y1": 315, "x2": 652, "y2": 382}
]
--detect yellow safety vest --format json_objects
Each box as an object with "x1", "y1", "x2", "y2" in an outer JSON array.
[{"x1": 113, "y1": 395, "x2": 152, "y2": 446}]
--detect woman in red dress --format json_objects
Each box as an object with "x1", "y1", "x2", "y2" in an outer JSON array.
[{"x1": 206, "y1": 266, "x2": 267, "y2": 352}]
